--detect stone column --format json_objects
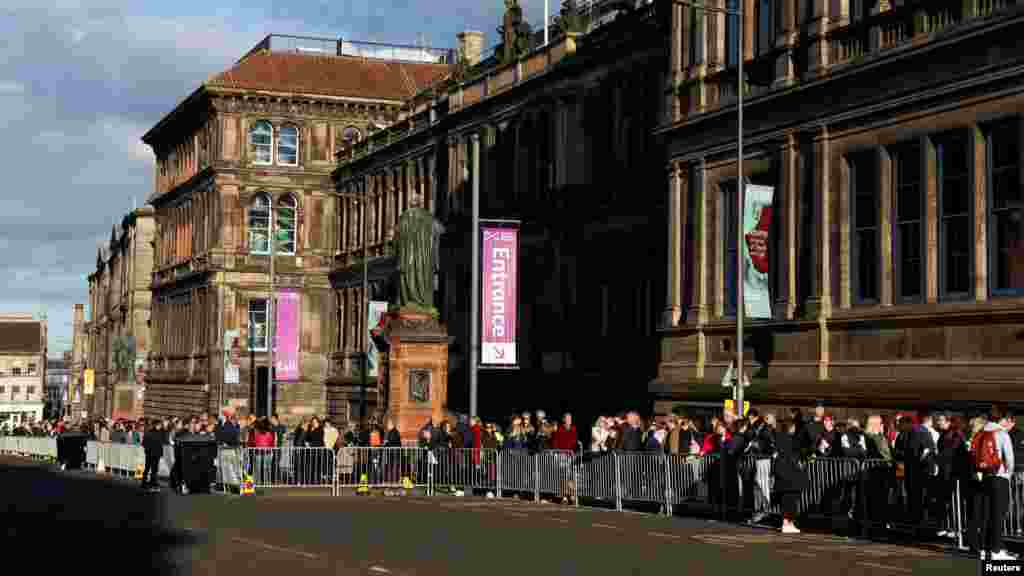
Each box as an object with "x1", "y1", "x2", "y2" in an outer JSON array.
[
  {"x1": 664, "y1": 161, "x2": 685, "y2": 327},
  {"x1": 879, "y1": 146, "x2": 894, "y2": 307},
  {"x1": 686, "y1": 158, "x2": 709, "y2": 326},
  {"x1": 776, "y1": 133, "x2": 798, "y2": 320},
  {"x1": 925, "y1": 136, "x2": 938, "y2": 303},
  {"x1": 670, "y1": 0, "x2": 683, "y2": 123},
  {"x1": 971, "y1": 124, "x2": 987, "y2": 301},
  {"x1": 814, "y1": 125, "x2": 831, "y2": 381}
]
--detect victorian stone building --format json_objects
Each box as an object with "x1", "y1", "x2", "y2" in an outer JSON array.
[
  {"x1": 141, "y1": 35, "x2": 451, "y2": 420},
  {"x1": 654, "y1": 0, "x2": 1024, "y2": 410},
  {"x1": 331, "y1": 2, "x2": 669, "y2": 424},
  {"x1": 0, "y1": 313, "x2": 47, "y2": 425},
  {"x1": 84, "y1": 207, "x2": 156, "y2": 419}
]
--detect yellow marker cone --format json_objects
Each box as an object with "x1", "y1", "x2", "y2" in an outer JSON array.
[
  {"x1": 402, "y1": 477, "x2": 414, "y2": 490},
  {"x1": 357, "y1": 473, "x2": 369, "y2": 494},
  {"x1": 241, "y1": 473, "x2": 255, "y2": 496},
  {"x1": 135, "y1": 463, "x2": 145, "y2": 480}
]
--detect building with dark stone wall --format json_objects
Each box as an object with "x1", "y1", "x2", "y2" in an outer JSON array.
[
  {"x1": 654, "y1": 0, "x2": 1024, "y2": 412},
  {"x1": 330, "y1": 1, "x2": 669, "y2": 425}
]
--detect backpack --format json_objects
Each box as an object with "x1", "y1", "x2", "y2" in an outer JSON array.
[{"x1": 972, "y1": 430, "x2": 1002, "y2": 474}]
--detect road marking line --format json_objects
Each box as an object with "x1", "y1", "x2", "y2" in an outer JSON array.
[
  {"x1": 549, "y1": 518, "x2": 570, "y2": 524},
  {"x1": 856, "y1": 562, "x2": 912, "y2": 573},
  {"x1": 369, "y1": 567, "x2": 391, "y2": 574},
  {"x1": 777, "y1": 550, "x2": 816, "y2": 559},
  {"x1": 648, "y1": 532, "x2": 682, "y2": 540},
  {"x1": 591, "y1": 523, "x2": 619, "y2": 530},
  {"x1": 505, "y1": 511, "x2": 528, "y2": 518},
  {"x1": 230, "y1": 537, "x2": 319, "y2": 560},
  {"x1": 692, "y1": 536, "x2": 745, "y2": 549}
]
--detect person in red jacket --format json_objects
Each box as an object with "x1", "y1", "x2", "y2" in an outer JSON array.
[
  {"x1": 553, "y1": 413, "x2": 578, "y2": 452},
  {"x1": 471, "y1": 416, "x2": 483, "y2": 466}
]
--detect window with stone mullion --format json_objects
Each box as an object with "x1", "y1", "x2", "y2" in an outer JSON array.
[
  {"x1": 248, "y1": 195, "x2": 271, "y2": 254},
  {"x1": 938, "y1": 135, "x2": 971, "y2": 299},
  {"x1": 989, "y1": 119, "x2": 1024, "y2": 295},
  {"x1": 249, "y1": 299, "x2": 269, "y2": 351},
  {"x1": 250, "y1": 121, "x2": 273, "y2": 165},
  {"x1": 276, "y1": 195, "x2": 298, "y2": 255},
  {"x1": 894, "y1": 143, "x2": 924, "y2": 302},
  {"x1": 722, "y1": 181, "x2": 738, "y2": 317},
  {"x1": 851, "y1": 151, "x2": 879, "y2": 303}
]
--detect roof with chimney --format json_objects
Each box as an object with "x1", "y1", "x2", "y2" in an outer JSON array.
[{"x1": 0, "y1": 321, "x2": 42, "y2": 354}]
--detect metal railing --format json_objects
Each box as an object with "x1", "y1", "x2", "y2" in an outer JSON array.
[{"x1": 8, "y1": 438, "x2": 1024, "y2": 547}]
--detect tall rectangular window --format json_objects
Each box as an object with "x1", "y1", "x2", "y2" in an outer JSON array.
[
  {"x1": 893, "y1": 143, "x2": 924, "y2": 302},
  {"x1": 689, "y1": 7, "x2": 704, "y2": 66},
  {"x1": 249, "y1": 298, "x2": 269, "y2": 351},
  {"x1": 938, "y1": 134, "x2": 972, "y2": 298},
  {"x1": 757, "y1": 0, "x2": 775, "y2": 56},
  {"x1": 722, "y1": 182, "x2": 738, "y2": 316},
  {"x1": 989, "y1": 120, "x2": 1024, "y2": 295},
  {"x1": 726, "y1": 0, "x2": 740, "y2": 67},
  {"x1": 851, "y1": 152, "x2": 879, "y2": 303}
]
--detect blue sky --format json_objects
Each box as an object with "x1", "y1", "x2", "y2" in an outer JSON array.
[{"x1": 1, "y1": 0, "x2": 557, "y2": 357}]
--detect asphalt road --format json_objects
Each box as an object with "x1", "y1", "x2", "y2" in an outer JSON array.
[{"x1": 2, "y1": 456, "x2": 975, "y2": 576}]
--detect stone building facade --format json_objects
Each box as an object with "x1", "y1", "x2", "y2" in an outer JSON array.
[
  {"x1": 655, "y1": 0, "x2": 1024, "y2": 410},
  {"x1": 84, "y1": 208, "x2": 156, "y2": 419},
  {"x1": 331, "y1": 3, "x2": 669, "y2": 424},
  {"x1": 0, "y1": 314, "x2": 47, "y2": 425},
  {"x1": 69, "y1": 304, "x2": 86, "y2": 418},
  {"x1": 141, "y1": 35, "x2": 451, "y2": 422}
]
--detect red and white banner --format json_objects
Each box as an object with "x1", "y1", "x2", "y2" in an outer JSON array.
[{"x1": 480, "y1": 224, "x2": 519, "y2": 367}]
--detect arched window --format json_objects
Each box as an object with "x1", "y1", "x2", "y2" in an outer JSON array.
[
  {"x1": 278, "y1": 125, "x2": 299, "y2": 166},
  {"x1": 249, "y1": 120, "x2": 273, "y2": 165},
  {"x1": 248, "y1": 194, "x2": 271, "y2": 254},
  {"x1": 276, "y1": 194, "x2": 298, "y2": 255}
]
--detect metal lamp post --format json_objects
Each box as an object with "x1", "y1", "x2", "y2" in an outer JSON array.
[{"x1": 675, "y1": 0, "x2": 745, "y2": 415}]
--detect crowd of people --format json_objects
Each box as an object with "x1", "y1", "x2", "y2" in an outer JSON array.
[{"x1": 4, "y1": 402, "x2": 1022, "y2": 559}]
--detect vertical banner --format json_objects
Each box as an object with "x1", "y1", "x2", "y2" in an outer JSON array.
[
  {"x1": 274, "y1": 290, "x2": 300, "y2": 381},
  {"x1": 742, "y1": 184, "x2": 774, "y2": 319},
  {"x1": 367, "y1": 301, "x2": 388, "y2": 377},
  {"x1": 480, "y1": 223, "x2": 519, "y2": 367},
  {"x1": 83, "y1": 369, "x2": 94, "y2": 395}
]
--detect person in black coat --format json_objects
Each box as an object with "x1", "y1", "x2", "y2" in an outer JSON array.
[
  {"x1": 142, "y1": 420, "x2": 165, "y2": 491},
  {"x1": 774, "y1": 418, "x2": 809, "y2": 534}
]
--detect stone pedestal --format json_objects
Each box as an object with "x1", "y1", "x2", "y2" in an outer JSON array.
[{"x1": 384, "y1": 311, "x2": 449, "y2": 442}]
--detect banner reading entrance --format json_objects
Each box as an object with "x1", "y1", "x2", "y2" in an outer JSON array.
[
  {"x1": 742, "y1": 184, "x2": 774, "y2": 319},
  {"x1": 480, "y1": 223, "x2": 519, "y2": 367},
  {"x1": 275, "y1": 290, "x2": 300, "y2": 381}
]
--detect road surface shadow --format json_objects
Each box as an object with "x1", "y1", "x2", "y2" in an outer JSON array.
[{"x1": 0, "y1": 458, "x2": 204, "y2": 576}]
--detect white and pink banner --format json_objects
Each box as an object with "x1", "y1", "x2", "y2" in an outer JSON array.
[
  {"x1": 480, "y1": 224, "x2": 519, "y2": 367},
  {"x1": 275, "y1": 289, "x2": 300, "y2": 381}
]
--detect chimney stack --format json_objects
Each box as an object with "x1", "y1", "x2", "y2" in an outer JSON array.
[{"x1": 456, "y1": 30, "x2": 485, "y2": 67}]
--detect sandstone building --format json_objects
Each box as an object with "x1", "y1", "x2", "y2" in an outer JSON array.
[
  {"x1": 69, "y1": 303, "x2": 86, "y2": 418},
  {"x1": 654, "y1": 0, "x2": 1024, "y2": 410},
  {"x1": 85, "y1": 208, "x2": 156, "y2": 419},
  {"x1": 141, "y1": 35, "x2": 451, "y2": 421},
  {"x1": 0, "y1": 313, "x2": 47, "y2": 425},
  {"x1": 331, "y1": 2, "x2": 668, "y2": 424}
]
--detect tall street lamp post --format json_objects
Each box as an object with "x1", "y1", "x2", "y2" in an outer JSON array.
[{"x1": 674, "y1": 0, "x2": 745, "y2": 414}]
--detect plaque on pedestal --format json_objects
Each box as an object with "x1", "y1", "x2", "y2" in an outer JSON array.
[{"x1": 382, "y1": 310, "x2": 449, "y2": 442}]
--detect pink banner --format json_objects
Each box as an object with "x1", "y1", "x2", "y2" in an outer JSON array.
[
  {"x1": 480, "y1": 225, "x2": 518, "y2": 366},
  {"x1": 275, "y1": 290, "x2": 300, "y2": 381}
]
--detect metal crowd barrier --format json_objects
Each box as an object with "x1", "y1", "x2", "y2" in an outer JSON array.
[
  {"x1": 11, "y1": 437, "x2": 1024, "y2": 547},
  {"x1": 245, "y1": 447, "x2": 337, "y2": 494},
  {"x1": 0, "y1": 436, "x2": 58, "y2": 460}
]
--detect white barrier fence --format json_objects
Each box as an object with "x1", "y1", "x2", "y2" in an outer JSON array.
[{"x1": 0, "y1": 436, "x2": 58, "y2": 460}]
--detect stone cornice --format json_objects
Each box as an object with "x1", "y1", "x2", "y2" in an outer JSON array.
[{"x1": 209, "y1": 92, "x2": 400, "y2": 121}]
